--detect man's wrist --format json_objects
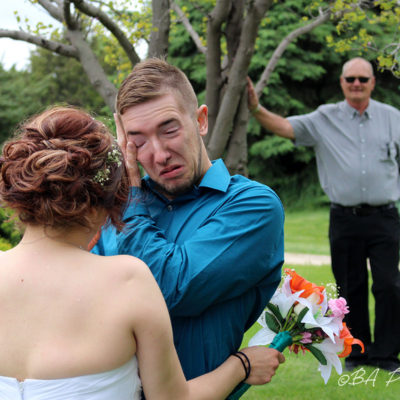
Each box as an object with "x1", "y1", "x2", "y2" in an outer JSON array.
[{"x1": 250, "y1": 103, "x2": 261, "y2": 115}]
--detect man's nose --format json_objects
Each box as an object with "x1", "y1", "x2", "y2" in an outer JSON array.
[{"x1": 152, "y1": 140, "x2": 171, "y2": 164}]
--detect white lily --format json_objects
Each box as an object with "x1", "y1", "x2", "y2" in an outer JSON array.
[
  {"x1": 313, "y1": 337, "x2": 344, "y2": 384},
  {"x1": 293, "y1": 290, "x2": 342, "y2": 342},
  {"x1": 249, "y1": 276, "x2": 301, "y2": 346}
]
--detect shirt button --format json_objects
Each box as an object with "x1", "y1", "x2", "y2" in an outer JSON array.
[
  {"x1": 362, "y1": 154, "x2": 366, "y2": 158},
  {"x1": 362, "y1": 170, "x2": 366, "y2": 174},
  {"x1": 361, "y1": 139, "x2": 365, "y2": 143},
  {"x1": 360, "y1": 124, "x2": 363, "y2": 127},
  {"x1": 362, "y1": 188, "x2": 366, "y2": 192},
  {"x1": 167, "y1": 205, "x2": 173, "y2": 211}
]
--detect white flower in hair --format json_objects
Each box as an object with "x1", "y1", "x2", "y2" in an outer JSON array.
[{"x1": 93, "y1": 144, "x2": 122, "y2": 186}]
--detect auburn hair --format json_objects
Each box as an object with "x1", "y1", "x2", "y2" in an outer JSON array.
[{"x1": 0, "y1": 106, "x2": 130, "y2": 231}]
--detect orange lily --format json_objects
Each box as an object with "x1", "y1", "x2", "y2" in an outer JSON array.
[
  {"x1": 285, "y1": 268, "x2": 325, "y2": 304},
  {"x1": 338, "y1": 323, "x2": 365, "y2": 358}
]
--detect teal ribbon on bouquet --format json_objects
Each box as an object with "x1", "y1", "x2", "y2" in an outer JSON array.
[
  {"x1": 226, "y1": 332, "x2": 292, "y2": 400},
  {"x1": 269, "y1": 331, "x2": 293, "y2": 352}
]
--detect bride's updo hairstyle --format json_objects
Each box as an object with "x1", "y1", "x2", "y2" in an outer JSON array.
[{"x1": 0, "y1": 106, "x2": 129, "y2": 231}]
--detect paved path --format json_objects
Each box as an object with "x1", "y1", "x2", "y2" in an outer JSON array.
[{"x1": 284, "y1": 252, "x2": 331, "y2": 266}]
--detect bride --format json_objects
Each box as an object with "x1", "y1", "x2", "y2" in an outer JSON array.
[{"x1": 0, "y1": 106, "x2": 284, "y2": 399}]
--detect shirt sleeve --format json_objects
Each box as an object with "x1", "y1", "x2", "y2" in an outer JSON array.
[
  {"x1": 288, "y1": 110, "x2": 321, "y2": 147},
  {"x1": 116, "y1": 185, "x2": 285, "y2": 317}
]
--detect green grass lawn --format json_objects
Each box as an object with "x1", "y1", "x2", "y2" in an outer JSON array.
[
  {"x1": 284, "y1": 207, "x2": 330, "y2": 255},
  {"x1": 240, "y1": 265, "x2": 400, "y2": 400}
]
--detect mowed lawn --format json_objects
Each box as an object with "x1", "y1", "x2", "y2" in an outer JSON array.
[
  {"x1": 240, "y1": 209, "x2": 400, "y2": 399},
  {"x1": 284, "y1": 207, "x2": 330, "y2": 255}
]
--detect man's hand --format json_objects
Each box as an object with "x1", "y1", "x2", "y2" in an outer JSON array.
[
  {"x1": 240, "y1": 346, "x2": 285, "y2": 385},
  {"x1": 246, "y1": 77, "x2": 260, "y2": 113},
  {"x1": 114, "y1": 113, "x2": 141, "y2": 187}
]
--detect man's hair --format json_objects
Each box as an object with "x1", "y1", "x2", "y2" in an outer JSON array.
[
  {"x1": 116, "y1": 58, "x2": 198, "y2": 116},
  {"x1": 341, "y1": 57, "x2": 374, "y2": 77},
  {"x1": 0, "y1": 106, "x2": 130, "y2": 231}
]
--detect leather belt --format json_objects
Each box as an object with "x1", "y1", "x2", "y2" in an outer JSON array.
[{"x1": 331, "y1": 202, "x2": 396, "y2": 216}]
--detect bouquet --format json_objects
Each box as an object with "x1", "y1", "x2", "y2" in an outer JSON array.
[{"x1": 249, "y1": 268, "x2": 364, "y2": 384}]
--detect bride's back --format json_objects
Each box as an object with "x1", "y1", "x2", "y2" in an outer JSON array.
[
  {"x1": 0, "y1": 106, "x2": 137, "y2": 382},
  {"x1": 0, "y1": 246, "x2": 142, "y2": 381}
]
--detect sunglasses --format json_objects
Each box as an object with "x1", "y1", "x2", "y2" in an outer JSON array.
[{"x1": 344, "y1": 76, "x2": 370, "y2": 83}]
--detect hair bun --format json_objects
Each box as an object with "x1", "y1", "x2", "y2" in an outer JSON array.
[{"x1": 0, "y1": 106, "x2": 129, "y2": 231}]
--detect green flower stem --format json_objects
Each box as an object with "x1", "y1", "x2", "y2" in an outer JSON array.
[{"x1": 281, "y1": 306, "x2": 294, "y2": 331}]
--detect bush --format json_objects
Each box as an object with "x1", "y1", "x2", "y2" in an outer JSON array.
[{"x1": 0, "y1": 207, "x2": 22, "y2": 249}]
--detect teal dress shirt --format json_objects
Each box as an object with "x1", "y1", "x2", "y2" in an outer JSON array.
[{"x1": 93, "y1": 159, "x2": 284, "y2": 385}]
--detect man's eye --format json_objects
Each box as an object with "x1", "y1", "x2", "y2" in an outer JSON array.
[{"x1": 164, "y1": 126, "x2": 179, "y2": 135}]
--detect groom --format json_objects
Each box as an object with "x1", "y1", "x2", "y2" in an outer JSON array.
[{"x1": 93, "y1": 58, "x2": 285, "y2": 397}]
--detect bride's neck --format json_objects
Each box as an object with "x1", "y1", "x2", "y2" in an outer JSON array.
[{"x1": 19, "y1": 224, "x2": 95, "y2": 250}]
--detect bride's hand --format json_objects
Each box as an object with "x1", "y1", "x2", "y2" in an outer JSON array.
[{"x1": 239, "y1": 346, "x2": 285, "y2": 385}]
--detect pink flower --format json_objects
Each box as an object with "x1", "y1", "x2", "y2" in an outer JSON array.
[
  {"x1": 300, "y1": 332, "x2": 312, "y2": 344},
  {"x1": 328, "y1": 297, "x2": 349, "y2": 318}
]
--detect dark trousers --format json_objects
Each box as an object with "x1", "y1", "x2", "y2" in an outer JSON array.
[{"x1": 329, "y1": 206, "x2": 400, "y2": 363}]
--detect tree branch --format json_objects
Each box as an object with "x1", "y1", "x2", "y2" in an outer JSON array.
[
  {"x1": 37, "y1": 0, "x2": 64, "y2": 22},
  {"x1": 66, "y1": 28, "x2": 117, "y2": 110},
  {"x1": 255, "y1": 9, "x2": 332, "y2": 95},
  {"x1": 63, "y1": 0, "x2": 79, "y2": 29},
  {"x1": 0, "y1": 29, "x2": 79, "y2": 59},
  {"x1": 171, "y1": 0, "x2": 206, "y2": 55},
  {"x1": 70, "y1": 0, "x2": 141, "y2": 65}
]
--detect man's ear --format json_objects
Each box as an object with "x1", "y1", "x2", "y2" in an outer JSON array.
[{"x1": 197, "y1": 105, "x2": 208, "y2": 137}]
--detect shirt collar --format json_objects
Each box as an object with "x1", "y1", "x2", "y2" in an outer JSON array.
[
  {"x1": 142, "y1": 158, "x2": 231, "y2": 201},
  {"x1": 199, "y1": 159, "x2": 230, "y2": 192},
  {"x1": 341, "y1": 99, "x2": 373, "y2": 120}
]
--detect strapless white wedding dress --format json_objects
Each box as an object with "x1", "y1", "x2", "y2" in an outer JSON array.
[{"x1": 0, "y1": 357, "x2": 141, "y2": 400}]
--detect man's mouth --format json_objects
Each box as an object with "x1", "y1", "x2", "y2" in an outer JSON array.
[{"x1": 160, "y1": 165, "x2": 183, "y2": 179}]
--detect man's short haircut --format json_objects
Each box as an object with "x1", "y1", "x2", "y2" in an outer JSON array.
[
  {"x1": 341, "y1": 57, "x2": 374, "y2": 77},
  {"x1": 116, "y1": 58, "x2": 198, "y2": 117}
]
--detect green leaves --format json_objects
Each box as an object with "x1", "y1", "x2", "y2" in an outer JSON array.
[
  {"x1": 266, "y1": 302, "x2": 284, "y2": 325},
  {"x1": 295, "y1": 306, "x2": 309, "y2": 330},
  {"x1": 304, "y1": 344, "x2": 328, "y2": 365},
  {"x1": 264, "y1": 311, "x2": 281, "y2": 333},
  {"x1": 0, "y1": 208, "x2": 22, "y2": 249}
]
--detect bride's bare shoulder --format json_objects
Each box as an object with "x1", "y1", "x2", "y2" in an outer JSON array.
[{"x1": 94, "y1": 253, "x2": 153, "y2": 282}]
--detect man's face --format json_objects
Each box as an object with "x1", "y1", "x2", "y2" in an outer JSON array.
[
  {"x1": 340, "y1": 60, "x2": 375, "y2": 105},
  {"x1": 120, "y1": 93, "x2": 211, "y2": 199}
]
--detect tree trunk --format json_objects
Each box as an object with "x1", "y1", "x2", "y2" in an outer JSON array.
[
  {"x1": 207, "y1": 0, "x2": 274, "y2": 160},
  {"x1": 66, "y1": 29, "x2": 117, "y2": 110},
  {"x1": 225, "y1": 91, "x2": 249, "y2": 176},
  {"x1": 148, "y1": 0, "x2": 171, "y2": 58}
]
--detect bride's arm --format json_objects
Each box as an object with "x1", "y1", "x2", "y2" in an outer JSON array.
[{"x1": 128, "y1": 257, "x2": 284, "y2": 400}]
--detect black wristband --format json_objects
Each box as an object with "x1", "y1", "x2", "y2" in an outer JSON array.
[{"x1": 233, "y1": 351, "x2": 251, "y2": 381}]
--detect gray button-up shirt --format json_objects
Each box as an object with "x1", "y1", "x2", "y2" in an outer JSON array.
[{"x1": 288, "y1": 99, "x2": 400, "y2": 206}]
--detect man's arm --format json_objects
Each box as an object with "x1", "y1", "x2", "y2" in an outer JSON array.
[
  {"x1": 101, "y1": 113, "x2": 284, "y2": 317},
  {"x1": 116, "y1": 184, "x2": 284, "y2": 317},
  {"x1": 247, "y1": 77, "x2": 295, "y2": 140}
]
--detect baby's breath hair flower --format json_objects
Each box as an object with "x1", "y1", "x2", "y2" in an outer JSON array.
[{"x1": 93, "y1": 144, "x2": 122, "y2": 186}]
